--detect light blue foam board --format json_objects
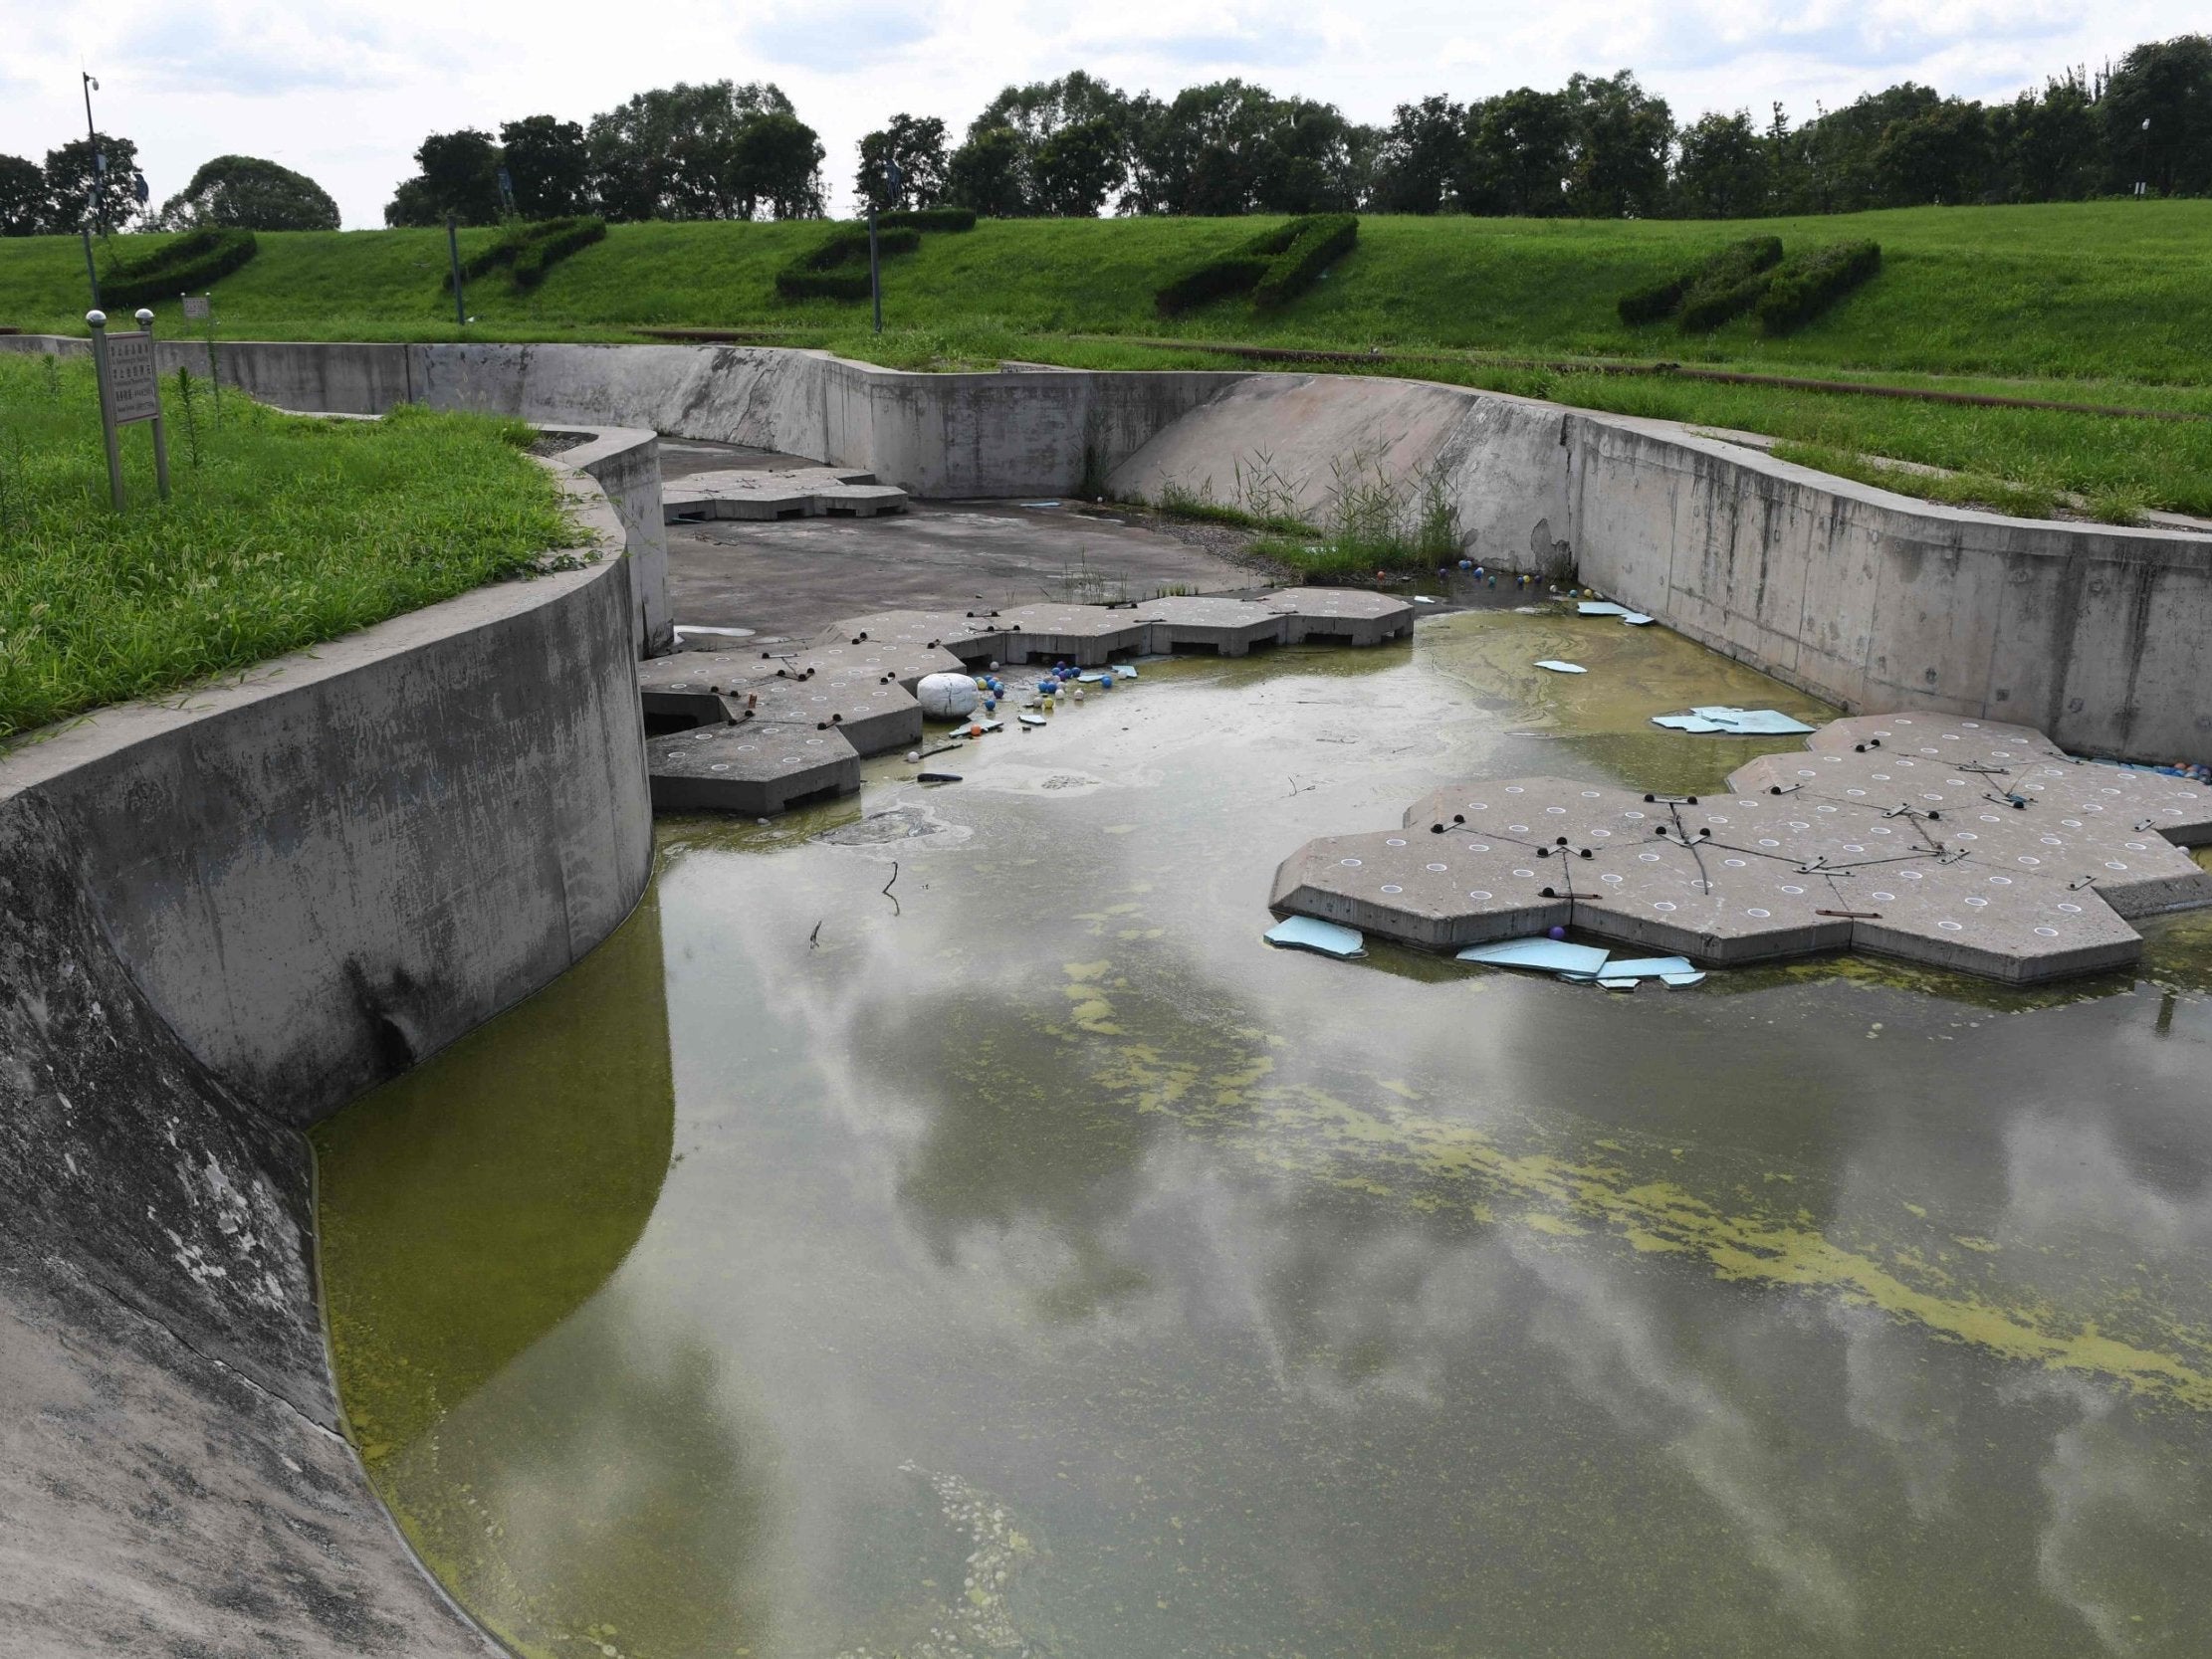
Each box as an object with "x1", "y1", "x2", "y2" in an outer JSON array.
[
  {"x1": 1265, "y1": 917, "x2": 1368, "y2": 959},
  {"x1": 1456, "y1": 938, "x2": 1611, "y2": 975}
]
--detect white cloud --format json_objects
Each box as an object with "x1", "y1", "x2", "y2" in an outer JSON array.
[{"x1": 0, "y1": 0, "x2": 2200, "y2": 225}]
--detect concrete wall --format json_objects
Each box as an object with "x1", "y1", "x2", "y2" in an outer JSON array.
[
  {"x1": 1565, "y1": 417, "x2": 2212, "y2": 763},
  {"x1": 9, "y1": 333, "x2": 2204, "y2": 756},
  {"x1": 0, "y1": 462, "x2": 653, "y2": 1654},
  {"x1": 1106, "y1": 371, "x2": 1580, "y2": 579}
]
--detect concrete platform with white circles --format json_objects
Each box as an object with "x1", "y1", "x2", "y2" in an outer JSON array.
[
  {"x1": 642, "y1": 592, "x2": 1415, "y2": 814},
  {"x1": 1270, "y1": 713, "x2": 2212, "y2": 983}
]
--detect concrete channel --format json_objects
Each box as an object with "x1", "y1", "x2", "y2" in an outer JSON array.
[{"x1": 2, "y1": 334, "x2": 2209, "y2": 1653}]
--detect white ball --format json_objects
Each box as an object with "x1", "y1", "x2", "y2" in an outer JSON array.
[{"x1": 917, "y1": 673, "x2": 980, "y2": 719}]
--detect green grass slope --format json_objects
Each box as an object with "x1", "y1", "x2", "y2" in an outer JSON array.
[
  {"x1": 6, "y1": 202, "x2": 2208, "y2": 517},
  {"x1": 2, "y1": 203, "x2": 2206, "y2": 380}
]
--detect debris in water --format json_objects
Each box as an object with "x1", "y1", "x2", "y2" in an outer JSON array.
[
  {"x1": 1533, "y1": 660, "x2": 1587, "y2": 675},
  {"x1": 1264, "y1": 916, "x2": 1368, "y2": 958}
]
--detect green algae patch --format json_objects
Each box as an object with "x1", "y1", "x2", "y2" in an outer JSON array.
[
  {"x1": 1072, "y1": 993, "x2": 2212, "y2": 1412},
  {"x1": 313, "y1": 890, "x2": 677, "y2": 1467}
]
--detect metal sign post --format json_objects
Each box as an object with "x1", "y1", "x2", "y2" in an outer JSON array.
[
  {"x1": 446, "y1": 214, "x2": 466, "y2": 330},
  {"x1": 81, "y1": 226, "x2": 102, "y2": 309},
  {"x1": 87, "y1": 311, "x2": 126, "y2": 511},
  {"x1": 87, "y1": 307, "x2": 171, "y2": 511},
  {"x1": 182, "y1": 292, "x2": 218, "y2": 409}
]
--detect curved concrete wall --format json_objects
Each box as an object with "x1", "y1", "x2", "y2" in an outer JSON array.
[{"x1": 0, "y1": 462, "x2": 652, "y2": 1653}]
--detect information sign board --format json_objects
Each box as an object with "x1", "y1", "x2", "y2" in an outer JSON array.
[{"x1": 106, "y1": 330, "x2": 159, "y2": 424}]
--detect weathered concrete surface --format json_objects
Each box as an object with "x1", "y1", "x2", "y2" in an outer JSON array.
[
  {"x1": 664, "y1": 466, "x2": 908, "y2": 520},
  {"x1": 1271, "y1": 713, "x2": 2212, "y2": 982},
  {"x1": 1564, "y1": 418, "x2": 2212, "y2": 764},
  {"x1": 547, "y1": 425, "x2": 673, "y2": 655},
  {"x1": 4, "y1": 468, "x2": 652, "y2": 1128},
  {"x1": 668, "y1": 500, "x2": 1258, "y2": 644},
  {"x1": 1107, "y1": 371, "x2": 1581, "y2": 581},
  {"x1": 0, "y1": 461, "x2": 652, "y2": 1654}
]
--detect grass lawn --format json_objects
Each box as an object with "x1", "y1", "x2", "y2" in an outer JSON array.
[
  {"x1": 3, "y1": 201, "x2": 2208, "y2": 520},
  {"x1": 0, "y1": 352, "x2": 576, "y2": 742}
]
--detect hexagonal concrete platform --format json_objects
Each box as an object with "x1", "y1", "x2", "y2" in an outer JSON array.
[
  {"x1": 1271, "y1": 713, "x2": 2212, "y2": 983},
  {"x1": 642, "y1": 591, "x2": 1419, "y2": 817}
]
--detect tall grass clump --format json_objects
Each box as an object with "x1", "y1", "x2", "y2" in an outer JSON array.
[{"x1": 0, "y1": 352, "x2": 576, "y2": 740}]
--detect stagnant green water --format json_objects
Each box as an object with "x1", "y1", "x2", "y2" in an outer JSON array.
[{"x1": 316, "y1": 609, "x2": 2212, "y2": 1659}]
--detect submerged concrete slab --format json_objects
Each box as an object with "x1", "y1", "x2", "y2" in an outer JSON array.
[
  {"x1": 1281, "y1": 718, "x2": 2212, "y2": 983},
  {"x1": 989, "y1": 604, "x2": 1153, "y2": 667},
  {"x1": 1262, "y1": 586, "x2": 1417, "y2": 646},
  {"x1": 1133, "y1": 596, "x2": 1288, "y2": 657},
  {"x1": 647, "y1": 721, "x2": 860, "y2": 815}
]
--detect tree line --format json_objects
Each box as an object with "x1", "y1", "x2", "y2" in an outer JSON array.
[{"x1": 3, "y1": 34, "x2": 2206, "y2": 239}]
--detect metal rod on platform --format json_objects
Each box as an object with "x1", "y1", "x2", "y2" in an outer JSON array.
[
  {"x1": 446, "y1": 214, "x2": 466, "y2": 330},
  {"x1": 87, "y1": 310, "x2": 124, "y2": 512}
]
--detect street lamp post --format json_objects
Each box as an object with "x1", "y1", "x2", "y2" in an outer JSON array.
[
  {"x1": 869, "y1": 158, "x2": 902, "y2": 335},
  {"x1": 81, "y1": 72, "x2": 104, "y2": 237}
]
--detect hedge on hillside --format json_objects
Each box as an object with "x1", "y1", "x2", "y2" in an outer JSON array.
[
  {"x1": 774, "y1": 216, "x2": 964, "y2": 303},
  {"x1": 1646, "y1": 236, "x2": 1786, "y2": 331},
  {"x1": 101, "y1": 227, "x2": 259, "y2": 310},
  {"x1": 879, "y1": 206, "x2": 977, "y2": 233},
  {"x1": 1156, "y1": 214, "x2": 1358, "y2": 315},
  {"x1": 445, "y1": 217, "x2": 606, "y2": 292},
  {"x1": 1756, "y1": 241, "x2": 1882, "y2": 335},
  {"x1": 1252, "y1": 213, "x2": 1359, "y2": 310}
]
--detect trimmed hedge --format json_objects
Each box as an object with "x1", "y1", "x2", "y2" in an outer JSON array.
[
  {"x1": 1756, "y1": 241, "x2": 1882, "y2": 335},
  {"x1": 445, "y1": 217, "x2": 606, "y2": 292},
  {"x1": 101, "y1": 227, "x2": 259, "y2": 310},
  {"x1": 1252, "y1": 213, "x2": 1358, "y2": 310},
  {"x1": 1156, "y1": 214, "x2": 1358, "y2": 315},
  {"x1": 774, "y1": 215, "x2": 966, "y2": 303},
  {"x1": 1619, "y1": 237, "x2": 1782, "y2": 327},
  {"x1": 879, "y1": 206, "x2": 977, "y2": 233}
]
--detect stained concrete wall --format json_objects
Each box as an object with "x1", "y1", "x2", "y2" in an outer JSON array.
[
  {"x1": 9, "y1": 333, "x2": 2205, "y2": 754},
  {"x1": 0, "y1": 463, "x2": 652, "y2": 1654},
  {"x1": 1564, "y1": 417, "x2": 2212, "y2": 763},
  {"x1": 1105, "y1": 371, "x2": 1580, "y2": 578},
  {"x1": 4, "y1": 334, "x2": 1245, "y2": 501}
]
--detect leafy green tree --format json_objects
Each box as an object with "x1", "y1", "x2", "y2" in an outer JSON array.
[
  {"x1": 44, "y1": 134, "x2": 145, "y2": 232},
  {"x1": 973, "y1": 71, "x2": 1133, "y2": 151},
  {"x1": 1032, "y1": 115, "x2": 1126, "y2": 216},
  {"x1": 1369, "y1": 96, "x2": 1465, "y2": 214},
  {"x1": 0, "y1": 154, "x2": 45, "y2": 236},
  {"x1": 586, "y1": 82, "x2": 818, "y2": 220},
  {"x1": 944, "y1": 126, "x2": 1027, "y2": 216},
  {"x1": 383, "y1": 128, "x2": 502, "y2": 226},
  {"x1": 1125, "y1": 81, "x2": 1365, "y2": 215},
  {"x1": 1993, "y1": 74, "x2": 2104, "y2": 201},
  {"x1": 2102, "y1": 34, "x2": 2212, "y2": 195},
  {"x1": 1564, "y1": 72, "x2": 1672, "y2": 217},
  {"x1": 1871, "y1": 100, "x2": 1992, "y2": 204},
  {"x1": 1458, "y1": 90, "x2": 1573, "y2": 215},
  {"x1": 157, "y1": 155, "x2": 339, "y2": 231},
  {"x1": 499, "y1": 116, "x2": 590, "y2": 217},
  {"x1": 735, "y1": 112, "x2": 825, "y2": 220},
  {"x1": 1671, "y1": 110, "x2": 1770, "y2": 217},
  {"x1": 856, "y1": 113, "x2": 949, "y2": 211}
]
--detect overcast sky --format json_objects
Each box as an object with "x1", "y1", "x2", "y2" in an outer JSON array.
[{"x1": 4, "y1": 1, "x2": 2202, "y2": 226}]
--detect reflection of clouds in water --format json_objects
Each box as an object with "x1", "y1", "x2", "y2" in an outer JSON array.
[
  {"x1": 1517, "y1": 1244, "x2": 1861, "y2": 1639},
  {"x1": 1833, "y1": 1307, "x2": 1960, "y2": 1521},
  {"x1": 2002, "y1": 1112, "x2": 2212, "y2": 1260},
  {"x1": 2005, "y1": 1374, "x2": 2207, "y2": 1654}
]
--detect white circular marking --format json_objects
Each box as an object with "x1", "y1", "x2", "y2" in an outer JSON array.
[
  {"x1": 2035, "y1": 927, "x2": 2059, "y2": 937},
  {"x1": 1655, "y1": 902, "x2": 1677, "y2": 912},
  {"x1": 1468, "y1": 890, "x2": 1493, "y2": 901},
  {"x1": 2059, "y1": 903, "x2": 2083, "y2": 914},
  {"x1": 1340, "y1": 858, "x2": 1363, "y2": 868},
  {"x1": 1724, "y1": 858, "x2": 1747, "y2": 868},
  {"x1": 1874, "y1": 892, "x2": 1895, "y2": 902},
  {"x1": 1939, "y1": 921, "x2": 1963, "y2": 931},
  {"x1": 1381, "y1": 885, "x2": 1404, "y2": 895},
  {"x1": 1747, "y1": 908, "x2": 1771, "y2": 918},
  {"x1": 1781, "y1": 884, "x2": 1806, "y2": 895},
  {"x1": 1513, "y1": 868, "x2": 1535, "y2": 879},
  {"x1": 1426, "y1": 863, "x2": 1448, "y2": 872},
  {"x1": 1387, "y1": 837, "x2": 1407, "y2": 847}
]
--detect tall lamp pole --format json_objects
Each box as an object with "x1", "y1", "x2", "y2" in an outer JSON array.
[
  {"x1": 869, "y1": 158, "x2": 902, "y2": 335},
  {"x1": 81, "y1": 72, "x2": 105, "y2": 237}
]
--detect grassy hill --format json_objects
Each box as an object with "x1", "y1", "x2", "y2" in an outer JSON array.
[{"x1": 7, "y1": 202, "x2": 2210, "y2": 517}]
